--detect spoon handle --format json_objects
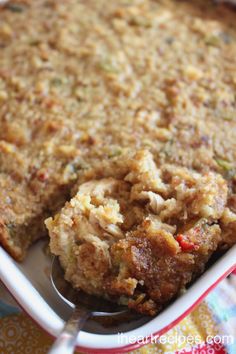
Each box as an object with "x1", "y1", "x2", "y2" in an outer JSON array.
[{"x1": 48, "y1": 307, "x2": 90, "y2": 354}]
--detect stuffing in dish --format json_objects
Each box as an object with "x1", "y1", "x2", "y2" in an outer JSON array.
[
  {"x1": 1, "y1": 0, "x2": 236, "y2": 260},
  {"x1": 46, "y1": 150, "x2": 235, "y2": 315},
  {"x1": 1, "y1": 0, "x2": 236, "y2": 314}
]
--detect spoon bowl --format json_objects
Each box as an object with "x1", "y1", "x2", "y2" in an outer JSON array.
[{"x1": 48, "y1": 256, "x2": 129, "y2": 354}]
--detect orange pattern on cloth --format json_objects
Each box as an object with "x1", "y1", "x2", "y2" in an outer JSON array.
[
  {"x1": 1, "y1": 275, "x2": 236, "y2": 354},
  {"x1": 0, "y1": 301, "x2": 220, "y2": 354}
]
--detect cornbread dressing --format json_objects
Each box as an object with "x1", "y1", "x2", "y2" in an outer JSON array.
[
  {"x1": 46, "y1": 150, "x2": 229, "y2": 315},
  {"x1": 1, "y1": 0, "x2": 236, "y2": 314}
]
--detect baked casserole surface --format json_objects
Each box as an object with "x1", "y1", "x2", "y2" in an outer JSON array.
[{"x1": 1, "y1": 0, "x2": 236, "y2": 314}]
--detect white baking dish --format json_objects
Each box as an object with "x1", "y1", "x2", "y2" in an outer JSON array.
[{"x1": 0, "y1": 240, "x2": 235, "y2": 353}]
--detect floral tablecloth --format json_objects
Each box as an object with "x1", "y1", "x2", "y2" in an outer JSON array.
[{"x1": 0, "y1": 273, "x2": 236, "y2": 354}]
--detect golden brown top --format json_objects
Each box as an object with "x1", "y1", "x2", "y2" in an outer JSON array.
[
  {"x1": 0, "y1": 0, "x2": 236, "y2": 259},
  {"x1": 46, "y1": 150, "x2": 232, "y2": 315}
]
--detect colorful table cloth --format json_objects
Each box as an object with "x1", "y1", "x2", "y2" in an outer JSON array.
[{"x1": 0, "y1": 273, "x2": 235, "y2": 354}]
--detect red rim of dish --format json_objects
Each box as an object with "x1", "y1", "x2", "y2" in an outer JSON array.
[{"x1": 1, "y1": 264, "x2": 236, "y2": 354}]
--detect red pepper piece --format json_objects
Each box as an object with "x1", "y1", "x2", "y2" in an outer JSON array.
[
  {"x1": 37, "y1": 170, "x2": 49, "y2": 182},
  {"x1": 176, "y1": 234, "x2": 197, "y2": 252}
]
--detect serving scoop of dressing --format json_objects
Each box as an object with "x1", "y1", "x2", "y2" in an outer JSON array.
[{"x1": 48, "y1": 257, "x2": 128, "y2": 354}]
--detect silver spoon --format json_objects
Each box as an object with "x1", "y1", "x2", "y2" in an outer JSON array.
[{"x1": 48, "y1": 257, "x2": 128, "y2": 354}]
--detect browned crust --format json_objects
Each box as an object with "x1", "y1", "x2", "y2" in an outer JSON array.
[
  {"x1": 0, "y1": 0, "x2": 236, "y2": 266},
  {"x1": 0, "y1": 219, "x2": 24, "y2": 261},
  {"x1": 214, "y1": 0, "x2": 236, "y2": 11}
]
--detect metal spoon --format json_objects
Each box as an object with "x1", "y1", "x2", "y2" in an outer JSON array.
[{"x1": 48, "y1": 257, "x2": 128, "y2": 354}]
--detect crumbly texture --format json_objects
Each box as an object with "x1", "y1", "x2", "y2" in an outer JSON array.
[
  {"x1": 46, "y1": 150, "x2": 232, "y2": 315},
  {"x1": 0, "y1": 1, "x2": 236, "y2": 260}
]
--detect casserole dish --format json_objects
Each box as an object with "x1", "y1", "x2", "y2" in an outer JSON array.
[
  {"x1": 0, "y1": 240, "x2": 235, "y2": 353},
  {"x1": 0, "y1": 0, "x2": 236, "y2": 351}
]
